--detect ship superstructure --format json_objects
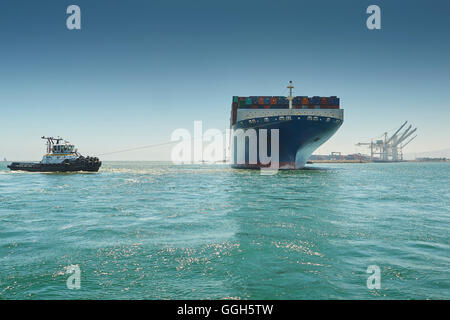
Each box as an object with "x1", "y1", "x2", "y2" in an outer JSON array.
[
  {"x1": 40, "y1": 136, "x2": 79, "y2": 164},
  {"x1": 230, "y1": 81, "x2": 344, "y2": 169}
]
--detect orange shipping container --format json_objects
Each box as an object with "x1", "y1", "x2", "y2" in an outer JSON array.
[
  {"x1": 321, "y1": 97, "x2": 328, "y2": 105},
  {"x1": 258, "y1": 97, "x2": 264, "y2": 105},
  {"x1": 270, "y1": 97, "x2": 277, "y2": 104},
  {"x1": 302, "y1": 97, "x2": 309, "y2": 104}
]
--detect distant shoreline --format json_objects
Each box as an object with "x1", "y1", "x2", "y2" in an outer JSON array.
[{"x1": 309, "y1": 159, "x2": 449, "y2": 164}]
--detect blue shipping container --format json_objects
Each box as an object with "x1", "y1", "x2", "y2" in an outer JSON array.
[
  {"x1": 310, "y1": 96, "x2": 320, "y2": 104},
  {"x1": 277, "y1": 97, "x2": 286, "y2": 104},
  {"x1": 328, "y1": 97, "x2": 340, "y2": 105}
]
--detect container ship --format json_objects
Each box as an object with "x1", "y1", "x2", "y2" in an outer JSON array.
[
  {"x1": 7, "y1": 136, "x2": 101, "y2": 172},
  {"x1": 230, "y1": 81, "x2": 343, "y2": 169}
]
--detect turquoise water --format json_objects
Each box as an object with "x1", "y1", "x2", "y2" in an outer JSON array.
[{"x1": 0, "y1": 161, "x2": 449, "y2": 299}]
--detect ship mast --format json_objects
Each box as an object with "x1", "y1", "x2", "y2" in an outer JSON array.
[
  {"x1": 287, "y1": 80, "x2": 294, "y2": 109},
  {"x1": 41, "y1": 136, "x2": 63, "y2": 154}
]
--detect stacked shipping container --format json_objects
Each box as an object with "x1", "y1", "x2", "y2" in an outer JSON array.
[
  {"x1": 232, "y1": 96, "x2": 340, "y2": 109},
  {"x1": 231, "y1": 95, "x2": 340, "y2": 125}
]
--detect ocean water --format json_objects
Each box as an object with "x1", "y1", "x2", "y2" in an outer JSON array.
[{"x1": 0, "y1": 161, "x2": 448, "y2": 300}]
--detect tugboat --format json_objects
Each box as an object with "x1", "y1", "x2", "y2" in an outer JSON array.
[{"x1": 7, "y1": 136, "x2": 101, "y2": 172}]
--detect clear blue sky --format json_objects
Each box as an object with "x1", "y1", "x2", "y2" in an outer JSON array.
[{"x1": 1, "y1": 0, "x2": 449, "y2": 160}]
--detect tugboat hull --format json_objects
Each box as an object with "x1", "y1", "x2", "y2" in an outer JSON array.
[{"x1": 7, "y1": 161, "x2": 101, "y2": 172}]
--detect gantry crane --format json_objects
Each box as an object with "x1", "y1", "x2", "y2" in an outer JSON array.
[{"x1": 356, "y1": 121, "x2": 417, "y2": 161}]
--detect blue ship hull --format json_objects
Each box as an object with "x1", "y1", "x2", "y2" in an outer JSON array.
[{"x1": 231, "y1": 115, "x2": 343, "y2": 169}]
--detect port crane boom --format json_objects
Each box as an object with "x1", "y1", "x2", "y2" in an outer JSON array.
[
  {"x1": 402, "y1": 135, "x2": 417, "y2": 148},
  {"x1": 386, "y1": 121, "x2": 407, "y2": 145},
  {"x1": 395, "y1": 128, "x2": 417, "y2": 146}
]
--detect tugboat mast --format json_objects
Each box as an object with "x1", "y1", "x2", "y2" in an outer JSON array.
[
  {"x1": 287, "y1": 80, "x2": 294, "y2": 109},
  {"x1": 41, "y1": 136, "x2": 63, "y2": 154}
]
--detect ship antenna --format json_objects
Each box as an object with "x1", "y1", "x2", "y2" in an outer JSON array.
[{"x1": 287, "y1": 80, "x2": 294, "y2": 109}]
